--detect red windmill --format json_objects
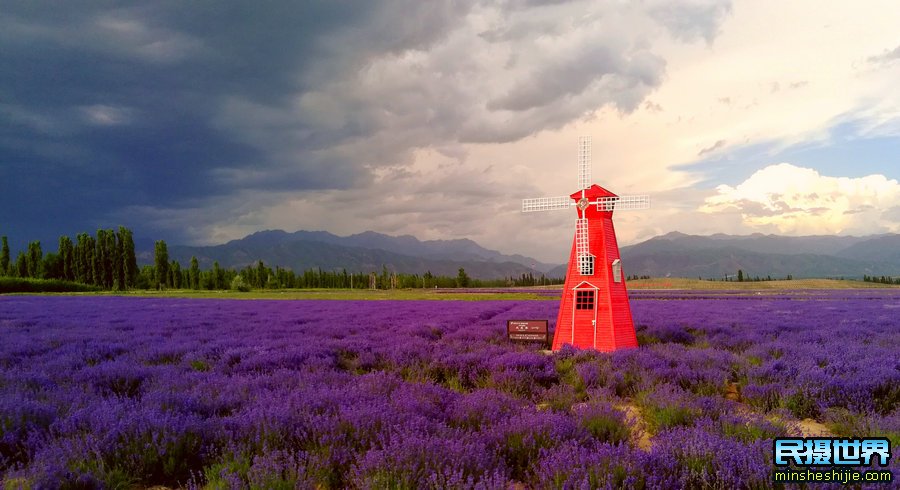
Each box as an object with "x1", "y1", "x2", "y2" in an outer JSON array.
[{"x1": 522, "y1": 136, "x2": 649, "y2": 352}]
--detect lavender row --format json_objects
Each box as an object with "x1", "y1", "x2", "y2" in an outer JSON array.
[{"x1": 0, "y1": 295, "x2": 897, "y2": 488}]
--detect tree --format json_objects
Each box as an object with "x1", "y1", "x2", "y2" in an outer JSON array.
[
  {"x1": 189, "y1": 256, "x2": 200, "y2": 289},
  {"x1": 256, "y1": 260, "x2": 267, "y2": 289},
  {"x1": 456, "y1": 267, "x2": 470, "y2": 288},
  {"x1": 113, "y1": 230, "x2": 125, "y2": 290},
  {"x1": 231, "y1": 274, "x2": 250, "y2": 292},
  {"x1": 15, "y1": 252, "x2": 27, "y2": 277},
  {"x1": 41, "y1": 252, "x2": 62, "y2": 280},
  {"x1": 118, "y1": 227, "x2": 138, "y2": 288},
  {"x1": 170, "y1": 260, "x2": 182, "y2": 289},
  {"x1": 87, "y1": 234, "x2": 99, "y2": 285},
  {"x1": 58, "y1": 236, "x2": 74, "y2": 281},
  {"x1": 154, "y1": 240, "x2": 170, "y2": 289},
  {"x1": 212, "y1": 261, "x2": 223, "y2": 289},
  {"x1": 26, "y1": 241, "x2": 42, "y2": 278},
  {"x1": 737, "y1": 269, "x2": 744, "y2": 282},
  {"x1": 95, "y1": 230, "x2": 110, "y2": 288},
  {"x1": 104, "y1": 229, "x2": 118, "y2": 289},
  {"x1": 1, "y1": 236, "x2": 9, "y2": 275}
]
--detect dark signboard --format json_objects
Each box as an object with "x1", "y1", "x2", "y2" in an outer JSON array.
[{"x1": 507, "y1": 319, "x2": 549, "y2": 345}]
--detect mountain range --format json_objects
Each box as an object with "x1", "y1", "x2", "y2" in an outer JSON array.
[
  {"x1": 152, "y1": 229, "x2": 900, "y2": 280},
  {"x1": 163, "y1": 230, "x2": 559, "y2": 280},
  {"x1": 617, "y1": 232, "x2": 900, "y2": 279}
]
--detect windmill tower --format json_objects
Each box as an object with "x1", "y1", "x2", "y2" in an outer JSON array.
[{"x1": 522, "y1": 136, "x2": 649, "y2": 352}]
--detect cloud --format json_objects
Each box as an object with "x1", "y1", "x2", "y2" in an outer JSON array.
[
  {"x1": 868, "y1": 44, "x2": 900, "y2": 64},
  {"x1": 649, "y1": 0, "x2": 733, "y2": 44},
  {"x1": 700, "y1": 163, "x2": 900, "y2": 235},
  {"x1": 698, "y1": 139, "x2": 727, "y2": 156},
  {"x1": 80, "y1": 105, "x2": 134, "y2": 126},
  {"x1": 2, "y1": 0, "x2": 736, "y2": 251}
]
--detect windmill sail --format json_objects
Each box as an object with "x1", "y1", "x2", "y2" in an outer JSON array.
[
  {"x1": 578, "y1": 136, "x2": 591, "y2": 190},
  {"x1": 522, "y1": 196, "x2": 572, "y2": 212},
  {"x1": 575, "y1": 217, "x2": 593, "y2": 275},
  {"x1": 595, "y1": 195, "x2": 650, "y2": 211}
]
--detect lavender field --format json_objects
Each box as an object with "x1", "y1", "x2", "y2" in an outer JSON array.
[{"x1": 1, "y1": 292, "x2": 898, "y2": 489}]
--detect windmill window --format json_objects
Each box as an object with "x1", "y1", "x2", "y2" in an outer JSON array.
[
  {"x1": 612, "y1": 259, "x2": 622, "y2": 283},
  {"x1": 575, "y1": 290, "x2": 594, "y2": 310},
  {"x1": 578, "y1": 255, "x2": 595, "y2": 275}
]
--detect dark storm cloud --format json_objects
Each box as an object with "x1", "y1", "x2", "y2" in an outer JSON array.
[
  {"x1": 0, "y1": 0, "x2": 731, "y2": 248},
  {"x1": 0, "y1": 1, "x2": 470, "y2": 245}
]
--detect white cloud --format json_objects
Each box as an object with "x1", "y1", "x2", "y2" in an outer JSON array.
[{"x1": 700, "y1": 163, "x2": 900, "y2": 235}]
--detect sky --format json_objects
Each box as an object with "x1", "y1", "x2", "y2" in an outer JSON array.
[{"x1": 2, "y1": 1, "x2": 899, "y2": 264}]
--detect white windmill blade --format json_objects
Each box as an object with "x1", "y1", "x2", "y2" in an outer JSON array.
[
  {"x1": 595, "y1": 194, "x2": 651, "y2": 211},
  {"x1": 522, "y1": 196, "x2": 572, "y2": 212},
  {"x1": 575, "y1": 218, "x2": 593, "y2": 275},
  {"x1": 578, "y1": 136, "x2": 591, "y2": 190}
]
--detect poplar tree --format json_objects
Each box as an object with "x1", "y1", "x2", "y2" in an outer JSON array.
[
  {"x1": 154, "y1": 240, "x2": 169, "y2": 289},
  {"x1": 170, "y1": 260, "x2": 181, "y2": 289},
  {"x1": 58, "y1": 236, "x2": 74, "y2": 281},
  {"x1": 15, "y1": 253, "x2": 27, "y2": 277},
  {"x1": 86, "y1": 234, "x2": 98, "y2": 285},
  {"x1": 26, "y1": 241, "x2": 42, "y2": 278},
  {"x1": 105, "y1": 229, "x2": 117, "y2": 289},
  {"x1": 74, "y1": 233, "x2": 89, "y2": 283},
  {"x1": 113, "y1": 230, "x2": 126, "y2": 290},
  {"x1": 95, "y1": 230, "x2": 111, "y2": 288},
  {"x1": 0, "y1": 236, "x2": 9, "y2": 276},
  {"x1": 189, "y1": 256, "x2": 200, "y2": 289},
  {"x1": 118, "y1": 227, "x2": 137, "y2": 288},
  {"x1": 212, "y1": 261, "x2": 222, "y2": 289}
]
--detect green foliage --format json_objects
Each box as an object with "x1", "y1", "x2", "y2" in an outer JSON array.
[
  {"x1": 717, "y1": 418, "x2": 785, "y2": 443},
  {"x1": 0, "y1": 236, "x2": 9, "y2": 276},
  {"x1": 579, "y1": 409, "x2": 631, "y2": 444},
  {"x1": 154, "y1": 240, "x2": 169, "y2": 289},
  {"x1": 190, "y1": 359, "x2": 211, "y2": 372},
  {"x1": 0, "y1": 277, "x2": 100, "y2": 293},
  {"x1": 231, "y1": 275, "x2": 251, "y2": 292},
  {"x1": 456, "y1": 267, "x2": 470, "y2": 288},
  {"x1": 25, "y1": 241, "x2": 42, "y2": 278},
  {"x1": 3, "y1": 477, "x2": 32, "y2": 490},
  {"x1": 784, "y1": 390, "x2": 819, "y2": 419},
  {"x1": 14, "y1": 253, "x2": 26, "y2": 278},
  {"x1": 542, "y1": 384, "x2": 580, "y2": 412},
  {"x1": 637, "y1": 390, "x2": 701, "y2": 434},
  {"x1": 190, "y1": 256, "x2": 200, "y2": 289}
]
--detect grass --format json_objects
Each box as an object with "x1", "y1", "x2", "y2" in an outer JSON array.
[
  {"x1": 0, "y1": 277, "x2": 100, "y2": 293},
  {"x1": 626, "y1": 277, "x2": 897, "y2": 290},
  {"x1": 16, "y1": 287, "x2": 556, "y2": 301}
]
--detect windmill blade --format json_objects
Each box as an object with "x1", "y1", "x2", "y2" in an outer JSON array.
[
  {"x1": 522, "y1": 196, "x2": 572, "y2": 212},
  {"x1": 578, "y1": 136, "x2": 591, "y2": 190},
  {"x1": 594, "y1": 194, "x2": 650, "y2": 211},
  {"x1": 575, "y1": 217, "x2": 593, "y2": 275}
]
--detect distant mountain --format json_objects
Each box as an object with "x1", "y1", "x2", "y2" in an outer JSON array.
[
  {"x1": 618, "y1": 232, "x2": 900, "y2": 279},
  {"x1": 158, "y1": 230, "x2": 561, "y2": 280},
  {"x1": 148, "y1": 229, "x2": 900, "y2": 281}
]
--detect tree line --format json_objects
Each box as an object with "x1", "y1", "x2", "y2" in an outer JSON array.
[
  {"x1": 863, "y1": 274, "x2": 900, "y2": 285},
  {"x1": 1, "y1": 230, "x2": 563, "y2": 291},
  {"x1": 1, "y1": 228, "x2": 138, "y2": 290}
]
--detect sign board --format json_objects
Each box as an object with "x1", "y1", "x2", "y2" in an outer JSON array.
[{"x1": 507, "y1": 319, "x2": 550, "y2": 345}]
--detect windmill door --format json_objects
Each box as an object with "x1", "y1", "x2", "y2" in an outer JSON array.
[{"x1": 571, "y1": 282, "x2": 599, "y2": 348}]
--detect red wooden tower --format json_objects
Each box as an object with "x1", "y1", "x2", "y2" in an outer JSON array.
[{"x1": 522, "y1": 137, "x2": 649, "y2": 352}]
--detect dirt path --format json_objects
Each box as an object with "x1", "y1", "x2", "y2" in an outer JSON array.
[{"x1": 615, "y1": 402, "x2": 652, "y2": 450}]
